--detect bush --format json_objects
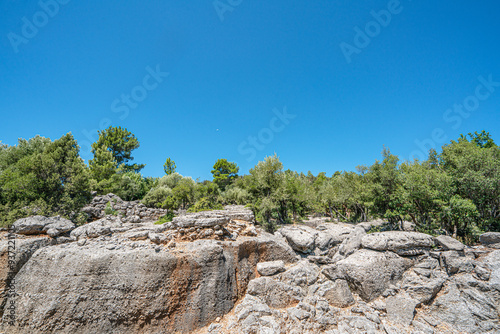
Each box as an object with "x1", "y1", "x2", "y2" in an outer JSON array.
[
  {"x1": 0, "y1": 134, "x2": 91, "y2": 227},
  {"x1": 142, "y1": 186, "x2": 173, "y2": 208},
  {"x1": 187, "y1": 197, "x2": 223, "y2": 212}
]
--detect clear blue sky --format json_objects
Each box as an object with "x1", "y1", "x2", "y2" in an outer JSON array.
[{"x1": 1, "y1": 1, "x2": 499, "y2": 180}]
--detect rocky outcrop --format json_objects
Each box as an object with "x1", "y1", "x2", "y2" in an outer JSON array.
[
  {"x1": 201, "y1": 228, "x2": 500, "y2": 334},
  {"x1": 11, "y1": 216, "x2": 75, "y2": 237},
  {"x1": 361, "y1": 231, "x2": 435, "y2": 255},
  {"x1": 81, "y1": 193, "x2": 169, "y2": 223},
  {"x1": 2, "y1": 206, "x2": 500, "y2": 334},
  {"x1": 480, "y1": 232, "x2": 500, "y2": 249}
]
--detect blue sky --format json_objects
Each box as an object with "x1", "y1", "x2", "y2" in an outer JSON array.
[{"x1": 1, "y1": 1, "x2": 499, "y2": 180}]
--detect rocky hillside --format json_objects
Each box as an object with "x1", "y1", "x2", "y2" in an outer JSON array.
[{"x1": 0, "y1": 194, "x2": 499, "y2": 333}]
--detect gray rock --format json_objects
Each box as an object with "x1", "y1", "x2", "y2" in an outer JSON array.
[
  {"x1": 70, "y1": 216, "x2": 122, "y2": 240},
  {"x1": 401, "y1": 270, "x2": 446, "y2": 304},
  {"x1": 0, "y1": 237, "x2": 56, "y2": 310},
  {"x1": 338, "y1": 226, "x2": 366, "y2": 257},
  {"x1": 402, "y1": 220, "x2": 416, "y2": 232},
  {"x1": 315, "y1": 223, "x2": 357, "y2": 248},
  {"x1": 430, "y1": 283, "x2": 481, "y2": 333},
  {"x1": 11, "y1": 215, "x2": 75, "y2": 237},
  {"x1": 257, "y1": 260, "x2": 285, "y2": 276},
  {"x1": 435, "y1": 235, "x2": 465, "y2": 251},
  {"x1": 386, "y1": 294, "x2": 419, "y2": 325},
  {"x1": 1, "y1": 236, "x2": 290, "y2": 333},
  {"x1": 281, "y1": 260, "x2": 320, "y2": 287},
  {"x1": 311, "y1": 279, "x2": 355, "y2": 308},
  {"x1": 480, "y1": 232, "x2": 500, "y2": 248},
  {"x1": 335, "y1": 249, "x2": 413, "y2": 301},
  {"x1": 361, "y1": 231, "x2": 435, "y2": 253},
  {"x1": 278, "y1": 225, "x2": 317, "y2": 253},
  {"x1": 440, "y1": 250, "x2": 474, "y2": 275},
  {"x1": 148, "y1": 232, "x2": 169, "y2": 244},
  {"x1": 247, "y1": 277, "x2": 304, "y2": 308}
]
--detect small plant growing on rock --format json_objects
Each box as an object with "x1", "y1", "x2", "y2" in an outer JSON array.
[
  {"x1": 155, "y1": 212, "x2": 175, "y2": 224},
  {"x1": 104, "y1": 202, "x2": 118, "y2": 216}
]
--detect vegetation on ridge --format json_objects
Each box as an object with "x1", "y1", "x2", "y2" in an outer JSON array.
[{"x1": 0, "y1": 127, "x2": 498, "y2": 244}]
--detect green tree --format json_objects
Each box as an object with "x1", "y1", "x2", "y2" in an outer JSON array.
[
  {"x1": 172, "y1": 177, "x2": 196, "y2": 209},
  {"x1": 91, "y1": 126, "x2": 145, "y2": 172},
  {"x1": 164, "y1": 158, "x2": 176, "y2": 175},
  {"x1": 0, "y1": 134, "x2": 91, "y2": 227},
  {"x1": 211, "y1": 159, "x2": 239, "y2": 191},
  {"x1": 460, "y1": 130, "x2": 497, "y2": 149}
]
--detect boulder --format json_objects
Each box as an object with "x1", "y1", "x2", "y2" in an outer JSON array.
[
  {"x1": 247, "y1": 277, "x2": 304, "y2": 308},
  {"x1": 277, "y1": 226, "x2": 317, "y2": 253},
  {"x1": 401, "y1": 270, "x2": 446, "y2": 304},
  {"x1": 310, "y1": 279, "x2": 355, "y2": 308},
  {"x1": 334, "y1": 249, "x2": 413, "y2": 301},
  {"x1": 440, "y1": 250, "x2": 474, "y2": 275},
  {"x1": 70, "y1": 216, "x2": 122, "y2": 240},
  {"x1": 315, "y1": 223, "x2": 356, "y2": 248},
  {"x1": 256, "y1": 260, "x2": 286, "y2": 276},
  {"x1": 11, "y1": 216, "x2": 75, "y2": 237},
  {"x1": 361, "y1": 231, "x2": 435, "y2": 254},
  {"x1": 338, "y1": 226, "x2": 366, "y2": 257},
  {"x1": 0, "y1": 236, "x2": 56, "y2": 316},
  {"x1": 435, "y1": 235, "x2": 465, "y2": 251},
  {"x1": 480, "y1": 232, "x2": 500, "y2": 248},
  {"x1": 281, "y1": 260, "x2": 320, "y2": 288},
  {"x1": 386, "y1": 294, "x2": 419, "y2": 325}
]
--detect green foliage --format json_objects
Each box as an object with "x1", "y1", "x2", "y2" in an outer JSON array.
[
  {"x1": 0, "y1": 134, "x2": 91, "y2": 227},
  {"x1": 91, "y1": 126, "x2": 145, "y2": 172},
  {"x1": 187, "y1": 197, "x2": 223, "y2": 212},
  {"x1": 163, "y1": 158, "x2": 176, "y2": 175},
  {"x1": 223, "y1": 186, "x2": 250, "y2": 205},
  {"x1": 155, "y1": 212, "x2": 175, "y2": 224},
  {"x1": 104, "y1": 202, "x2": 118, "y2": 216},
  {"x1": 89, "y1": 127, "x2": 150, "y2": 200},
  {"x1": 211, "y1": 159, "x2": 239, "y2": 191},
  {"x1": 142, "y1": 186, "x2": 173, "y2": 208}
]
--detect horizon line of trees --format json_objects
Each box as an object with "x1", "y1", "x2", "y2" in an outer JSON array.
[{"x1": 0, "y1": 127, "x2": 498, "y2": 244}]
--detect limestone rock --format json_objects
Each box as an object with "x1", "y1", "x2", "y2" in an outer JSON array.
[
  {"x1": 257, "y1": 260, "x2": 285, "y2": 276},
  {"x1": 278, "y1": 225, "x2": 317, "y2": 253},
  {"x1": 338, "y1": 226, "x2": 366, "y2": 257},
  {"x1": 435, "y1": 235, "x2": 465, "y2": 251},
  {"x1": 0, "y1": 237, "x2": 56, "y2": 311},
  {"x1": 361, "y1": 231, "x2": 435, "y2": 253},
  {"x1": 310, "y1": 279, "x2": 355, "y2": 308},
  {"x1": 11, "y1": 216, "x2": 75, "y2": 237},
  {"x1": 70, "y1": 216, "x2": 122, "y2": 240},
  {"x1": 281, "y1": 260, "x2": 320, "y2": 288},
  {"x1": 247, "y1": 277, "x2": 304, "y2": 308},
  {"x1": 480, "y1": 232, "x2": 500, "y2": 248},
  {"x1": 335, "y1": 249, "x2": 412, "y2": 301},
  {"x1": 386, "y1": 294, "x2": 419, "y2": 325},
  {"x1": 440, "y1": 250, "x2": 474, "y2": 275}
]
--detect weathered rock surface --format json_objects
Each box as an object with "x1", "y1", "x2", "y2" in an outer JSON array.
[
  {"x1": 334, "y1": 249, "x2": 413, "y2": 301},
  {"x1": 480, "y1": 232, "x2": 500, "y2": 248},
  {"x1": 277, "y1": 225, "x2": 317, "y2": 253},
  {"x1": 2, "y1": 206, "x2": 500, "y2": 334},
  {"x1": 361, "y1": 231, "x2": 435, "y2": 255},
  {"x1": 11, "y1": 216, "x2": 75, "y2": 237},
  {"x1": 435, "y1": 235, "x2": 466, "y2": 251},
  {"x1": 257, "y1": 260, "x2": 286, "y2": 276}
]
